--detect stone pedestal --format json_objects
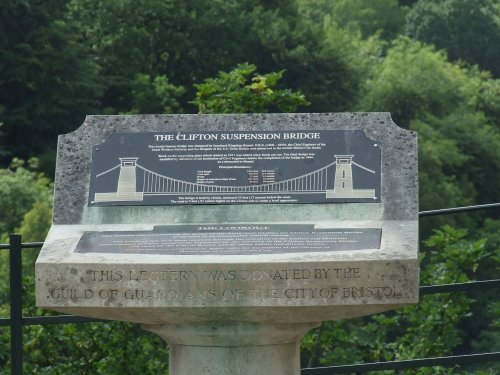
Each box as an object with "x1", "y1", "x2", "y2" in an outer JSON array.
[
  {"x1": 36, "y1": 113, "x2": 419, "y2": 374},
  {"x1": 143, "y1": 322, "x2": 320, "y2": 375}
]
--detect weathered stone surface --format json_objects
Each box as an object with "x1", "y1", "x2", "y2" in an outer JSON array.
[
  {"x1": 51, "y1": 113, "x2": 417, "y2": 225},
  {"x1": 36, "y1": 113, "x2": 418, "y2": 374},
  {"x1": 38, "y1": 113, "x2": 418, "y2": 323},
  {"x1": 144, "y1": 322, "x2": 319, "y2": 375}
]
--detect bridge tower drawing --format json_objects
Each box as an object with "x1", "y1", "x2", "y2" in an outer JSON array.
[
  {"x1": 91, "y1": 154, "x2": 377, "y2": 203},
  {"x1": 94, "y1": 157, "x2": 143, "y2": 203},
  {"x1": 325, "y1": 155, "x2": 376, "y2": 199}
]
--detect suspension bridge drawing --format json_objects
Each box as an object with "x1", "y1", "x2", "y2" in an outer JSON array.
[{"x1": 91, "y1": 155, "x2": 378, "y2": 204}]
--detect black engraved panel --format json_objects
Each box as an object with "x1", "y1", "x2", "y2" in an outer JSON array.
[
  {"x1": 75, "y1": 225, "x2": 382, "y2": 255},
  {"x1": 88, "y1": 130, "x2": 381, "y2": 206}
]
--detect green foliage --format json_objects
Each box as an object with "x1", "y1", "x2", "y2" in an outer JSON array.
[
  {"x1": 476, "y1": 77, "x2": 500, "y2": 124},
  {"x1": 358, "y1": 37, "x2": 480, "y2": 126},
  {"x1": 421, "y1": 111, "x2": 500, "y2": 204},
  {"x1": 298, "y1": 0, "x2": 408, "y2": 40},
  {"x1": 193, "y1": 63, "x2": 309, "y2": 113},
  {"x1": 254, "y1": 4, "x2": 381, "y2": 112},
  {"x1": 0, "y1": 158, "x2": 52, "y2": 236},
  {"x1": 0, "y1": 120, "x2": 6, "y2": 159},
  {"x1": 423, "y1": 226, "x2": 487, "y2": 284},
  {"x1": 68, "y1": 0, "x2": 268, "y2": 114},
  {"x1": 127, "y1": 74, "x2": 185, "y2": 114},
  {"x1": 412, "y1": 119, "x2": 475, "y2": 230},
  {"x1": 23, "y1": 323, "x2": 168, "y2": 374},
  {"x1": 358, "y1": 37, "x2": 500, "y2": 235},
  {"x1": 0, "y1": 0, "x2": 103, "y2": 162},
  {"x1": 0, "y1": 156, "x2": 52, "y2": 353},
  {"x1": 302, "y1": 226, "x2": 493, "y2": 373},
  {"x1": 64, "y1": 0, "x2": 380, "y2": 117},
  {"x1": 17, "y1": 201, "x2": 52, "y2": 242},
  {"x1": 410, "y1": 109, "x2": 500, "y2": 234},
  {"x1": 405, "y1": 0, "x2": 500, "y2": 77},
  {"x1": 470, "y1": 218, "x2": 500, "y2": 371},
  {"x1": 0, "y1": 158, "x2": 53, "y2": 351}
]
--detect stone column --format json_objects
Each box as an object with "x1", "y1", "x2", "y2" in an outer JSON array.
[{"x1": 143, "y1": 321, "x2": 320, "y2": 375}]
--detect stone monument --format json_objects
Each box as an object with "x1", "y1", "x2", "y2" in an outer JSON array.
[{"x1": 36, "y1": 113, "x2": 419, "y2": 375}]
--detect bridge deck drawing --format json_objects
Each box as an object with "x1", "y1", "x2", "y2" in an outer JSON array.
[{"x1": 92, "y1": 155, "x2": 377, "y2": 203}]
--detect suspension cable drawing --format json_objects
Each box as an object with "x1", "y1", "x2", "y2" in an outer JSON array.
[{"x1": 92, "y1": 155, "x2": 377, "y2": 203}]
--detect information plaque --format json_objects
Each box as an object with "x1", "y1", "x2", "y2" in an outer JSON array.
[
  {"x1": 88, "y1": 130, "x2": 381, "y2": 206},
  {"x1": 75, "y1": 225, "x2": 382, "y2": 255}
]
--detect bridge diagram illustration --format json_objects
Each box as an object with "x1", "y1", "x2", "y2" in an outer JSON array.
[{"x1": 91, "y1": 155, "x2": 377, "y2": 203}]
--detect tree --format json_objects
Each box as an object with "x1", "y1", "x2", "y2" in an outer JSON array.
[
  {"x1": 0, "y1": 158, "x2": 52, "y2": 237},
  {"x1": 0, "y1": 0, "x2": 103, "y2": 168},
  {"x1": 192, "y1": 63, "x2": 309, "y2": 113},
  {"x1": 357, "y1": 37, "x2": 500, "y2": 234},
  {"x1": 297, "y1": 0, "x2": 408, "y2": 40},
  {"x1": 405, "y1": 0, "x2": 500, "y2": 77},
  {"x1": 69, "y1": 0, "x2": 376, "y2": 114},
  {"x1": 302, "y1": 226, "x2": 493, "y2": 373},
  {"x1": 127, "y1": 74, "x2": 185, "y2": 114},
  {"x1": 0, "y1": 157, "x2": 54, "y2": 372},
  {"x1": 358, "y1": 37, "x2": 477, "y2": 126},
  {"x1": 1, "y1": 0, "x2": 382, "y2": 168},
  {"x1": 68, "y1": 0, "x2": 269, "y2": 114},
  {"x1": 252, "y1": 4, "x2": 380, "y2": 112}
]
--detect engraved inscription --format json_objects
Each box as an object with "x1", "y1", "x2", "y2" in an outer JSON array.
[
  {"x1": 75, "y1": 226, "x2": 382, "y2": 255},
  {"x1": 45, "y1": 265, "x2": 408, "y2": 305}
]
